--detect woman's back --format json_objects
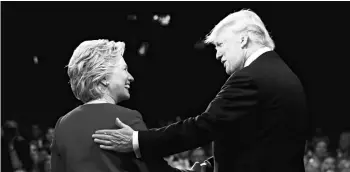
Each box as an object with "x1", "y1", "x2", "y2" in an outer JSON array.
[{"x1": 51, "y1": 103, "x2": 150, "y2": 172}]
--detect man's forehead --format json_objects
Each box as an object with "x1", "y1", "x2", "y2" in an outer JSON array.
[
  {"x1": 214, "y1": 27, "x2": 232, "y2": 44},
  {"x1": 213, "y1": 35, "x2": 225, "y2": 46}
]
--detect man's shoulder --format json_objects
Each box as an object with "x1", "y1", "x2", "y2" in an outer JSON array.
[
  {"x1": 224, "y1": 51, "x2": 295, "y2": 88},
  {"x1": 237, "y1": 51, "x2": 294, "y2": 79},
  {"x1": 226, "y1": 69, "x2": 255, "y2": 85}
]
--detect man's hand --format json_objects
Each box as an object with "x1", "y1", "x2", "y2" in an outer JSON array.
[{"x1": 92, "y1": 118, "x2": 134, "y2": 153}]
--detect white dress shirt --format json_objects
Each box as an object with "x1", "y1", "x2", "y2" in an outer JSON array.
[
  {"x1": 132, "y1": 46, "x2": 272, "y2": 158},
  {"x1": 244, "y1": 46, "x2": 272, "y2": 67}
]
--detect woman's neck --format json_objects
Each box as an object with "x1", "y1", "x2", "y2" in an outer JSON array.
[{"x1": 86, "y1": 95, "x2": 116, "y2": 105}]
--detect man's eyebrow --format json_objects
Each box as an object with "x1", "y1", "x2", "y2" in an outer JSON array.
[{"x1": 214, "y1": 42, "x2": 222, "y2": 46}]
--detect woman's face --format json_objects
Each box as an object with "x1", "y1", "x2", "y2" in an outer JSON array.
[{"x1": 106, "y1": 57, "x2": 134, "y2": 103}]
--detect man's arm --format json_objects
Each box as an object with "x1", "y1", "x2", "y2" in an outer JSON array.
[
  {"x1": 128, "y1": 111, "x2": 200, "y2": 172},
  {"x1": 138, "y1": 72, "x2": 259, "y2": 158}
]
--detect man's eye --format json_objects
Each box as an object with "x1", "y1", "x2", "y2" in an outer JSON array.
[{"x1": 215, "y1": 44, "x2": 222, "y2": 50}]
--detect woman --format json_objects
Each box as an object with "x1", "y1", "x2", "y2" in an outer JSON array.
[{"x1": 50, "y1": 39, "x2": 184, "y2": 172}]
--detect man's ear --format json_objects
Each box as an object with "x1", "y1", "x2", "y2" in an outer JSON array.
[{"x1": 240, "y1": 34, "x2": 249, "y2": 49}]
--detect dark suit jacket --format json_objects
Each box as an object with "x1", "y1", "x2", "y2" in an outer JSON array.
[
  {"x1": 13, "y1": 136, "x2": 34, "y2": 171},
  {"x1": 51, "y1": 103, "x2": 185, "y2": 172},
  {"x1": 1, "y1": 137, "x2": 14, "y2": 172},
  {"x1": 138, "y1": 51, "x2": 309, "y2": 172},
  {"x1": 1, "y1": 135, "x2": 33, "y2": 172}
]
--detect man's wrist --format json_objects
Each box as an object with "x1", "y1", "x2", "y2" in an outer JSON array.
[{"x1": 132, "y1": 131, "x2": 141, "y2": 158}]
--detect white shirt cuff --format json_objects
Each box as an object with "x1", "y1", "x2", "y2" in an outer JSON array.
[{"x1": 132, "y1": 131, "x2": 141, "y2": 158}]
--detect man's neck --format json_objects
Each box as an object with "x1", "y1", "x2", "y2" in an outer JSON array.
[
  {"x1": 245, "y1": 45, "x2": 265, "y2": 60},
  {"x1": 244, "y1": 46, "x2": 272, "y2": 67}
]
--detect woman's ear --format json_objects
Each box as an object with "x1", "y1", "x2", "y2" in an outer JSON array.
[
  {"x1": 101, "y1": 80, "x2": 109, "y2": 87},
  {"x1": 100, "y1": 76, "x2": 110, "y2": 87}
]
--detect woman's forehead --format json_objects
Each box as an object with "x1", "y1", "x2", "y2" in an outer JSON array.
[{"x1": 116, "y1": 57, "x2": 127, "y2": 67}]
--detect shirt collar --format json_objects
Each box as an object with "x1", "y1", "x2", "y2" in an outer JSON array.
[{"x1": 244, "y1": 47, "x2": 272, "y2": 67}]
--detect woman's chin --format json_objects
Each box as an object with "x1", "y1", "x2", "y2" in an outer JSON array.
[{"x1": 121, "y1": 92, "x2": 130, "y2": 101}]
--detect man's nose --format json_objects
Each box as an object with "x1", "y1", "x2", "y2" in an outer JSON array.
[
  {"x1": 128, "y1": 73, "x2": 134, "y2": 82},
  {"x1": 216, "y1": 51, "x2": 222, "y2": 60}
]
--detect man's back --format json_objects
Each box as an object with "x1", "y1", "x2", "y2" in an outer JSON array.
[
  {"x1": 51, "y1": 103, "x2": 150, "y2": 172},
  {"x1": 213, "y1": 51, "x2": 308, "y2": 172}
]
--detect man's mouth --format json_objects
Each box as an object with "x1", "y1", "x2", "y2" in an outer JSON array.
[
  {"x1": 221, "y1": 60, "x2": 226, "y2": 67},
  {"x1": 125, "y1": 84, "x2": 130, "y2": 89}
]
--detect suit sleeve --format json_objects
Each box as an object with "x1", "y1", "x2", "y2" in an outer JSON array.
[
  {"x1": 138, "y1": 72, "x2": 259, "y2": 158},
  {"x1": 130, "y1": 111, "x2": 193, "y2": 172},
  {"x1": 14, "y1": 138, "x2": 33, "y2": 171},
  {"x1": 51, "y1": 116, "x2": 65, "y2": 172}
]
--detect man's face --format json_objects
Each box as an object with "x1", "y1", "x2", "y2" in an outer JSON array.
[
  {"x1": 315, "y1": 141, "x2": 328, "y2": 157},
  {"x1": 214, "y1": 27, "x2": 245, "y2": 75},
  {"x1": 32, "y1": 125, "x2": 41, "y2": 138},
  {"x1": 191, "y1": 148, "x2": 206, "y2": 163},
  {"x1": 339, "y1": 133, "x2": 350, "y2": 150},
  {"x1": 46, "y1": 128, "x2": 54, "y2": 141},
  {"x1": 321, "y1": 157, "x2": 336, "y2": 171}
]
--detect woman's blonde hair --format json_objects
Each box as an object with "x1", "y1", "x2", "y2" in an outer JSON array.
[{"x1": 67, "y1": 39, "x2": 125, "y2": 103}]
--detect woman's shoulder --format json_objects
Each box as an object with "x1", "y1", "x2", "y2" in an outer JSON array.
[
  {"x1": 112, "y1": 105, "x2": 142, "y2": 118},
  {"x1": 62, "y1": 103, "x2": 143, "y2": 125},
  {"x1": 82, "y1": 103, "x2": 141, "y2": 116}
]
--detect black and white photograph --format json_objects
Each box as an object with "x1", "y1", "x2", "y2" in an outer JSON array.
[{"x1": 2, "y1": 1, "x2": 350, "y2": 172}]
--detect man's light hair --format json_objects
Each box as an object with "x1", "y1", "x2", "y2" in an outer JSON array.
[
  {"x1": 67, "y1": 39, "x2": 125, "y2": 103},
  {"x1": 204, "y1": 9, "x2": 275, "y2": 50}
]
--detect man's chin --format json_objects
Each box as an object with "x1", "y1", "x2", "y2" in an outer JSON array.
[{"x1": 226, "y1": 68, "x2": 234, "y2": 75}]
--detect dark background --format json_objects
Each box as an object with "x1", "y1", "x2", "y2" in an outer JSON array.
[{"x1": 2, "y1": 1, "x2": 350, "y2": 151}]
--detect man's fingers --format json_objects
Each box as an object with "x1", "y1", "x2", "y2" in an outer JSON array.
[
  {"x1": 115, "y1": 118, "x2": 128, "y2": 128},
  {"x1": 93, "y1": 138, "x2": 112, "y2": 145},
  {"x1": 94, "y1": 130, "x2": 115, "y2": 135},
  {"x1": 99, "y1": 145, "x2": 115, "y2": 150},
  {"x1": 92, "y1": 133, "x2": 113, "y2": 140}
]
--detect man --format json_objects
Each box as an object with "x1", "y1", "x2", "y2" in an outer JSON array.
[
  {"x1": 92, "y1": 9, "x2": 309, "y2": 172},
  {"x1": 2, "y1": 120, "x2": 34, "y2": 172},
  {"x1": 2, "y1": 126, "x2": 14, "y2": 172}
]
